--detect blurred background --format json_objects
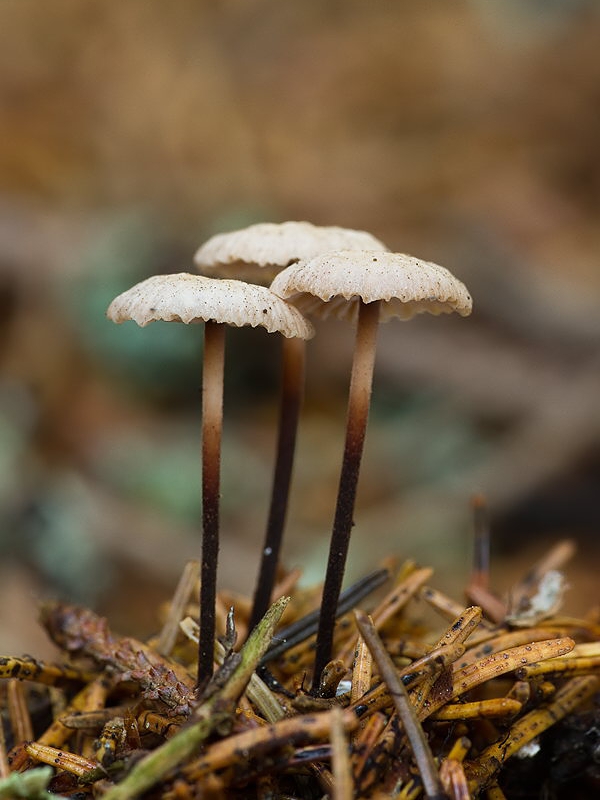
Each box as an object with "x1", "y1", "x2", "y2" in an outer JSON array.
[{"x1": 1, "y1": 0, "x2": 599, "y2": 654}]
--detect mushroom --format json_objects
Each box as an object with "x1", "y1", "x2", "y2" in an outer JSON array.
[
  {"x1": 107, "y1": 273, "x2": 314, "y2": 687},
  {"x1": 195, "y1": 222, "x2": 389, "y2": 632},
  {"x1": 194, "y1": 220, "x2": 387, "y2": 285},
  {"x1": 270, "y1": 250, "x2": 472, "y2": 690}
]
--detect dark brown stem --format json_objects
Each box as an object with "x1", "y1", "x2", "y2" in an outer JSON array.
[
  {"x1": 249, "y1": 336, "x2": 305, "y2": 632},
  {"x1": 198, "y1": 320, "x2": 226, "y2": 689},
  {"x1": 312, "y1": 299, "x2": 380, "y2": 692}
]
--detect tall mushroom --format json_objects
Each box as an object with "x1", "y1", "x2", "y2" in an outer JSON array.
[
  {"x1": 107, "y1": 273, "x2": 314, "y2": 688},
  {"x1": 195, "y1": 221, "x2": 388, "y2": 632},
  {"x1": 271, "y1": 250, "x2": 472, "y2": 691}
]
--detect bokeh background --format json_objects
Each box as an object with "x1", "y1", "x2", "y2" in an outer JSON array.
[{"x1": 1, "y1": 0, "x2": 599, "y2": 654}]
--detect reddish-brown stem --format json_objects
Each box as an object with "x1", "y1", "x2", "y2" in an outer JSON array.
[
  {"x1": 312, "y1": 299, "x2": 380, "y2": 692},
  {"x1": 249, "y1": 336, "x2": 305, "y2": 632},
  {"x1": 198, "y1": 320, "x2": 225, "y2": 689}
]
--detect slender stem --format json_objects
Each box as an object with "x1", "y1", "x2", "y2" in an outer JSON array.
[
  {"x1": 198, "y1": 320, "x2": 226, "y2": 689},
  {"x1": 312, "y1": 300, "x2": 380, "y2": 692},
  {"x1": 249, "y1": 336, "x2": 305, "y2": 632}
]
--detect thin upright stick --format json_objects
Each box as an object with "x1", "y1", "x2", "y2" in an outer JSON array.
[
  {"x1": 312, "y1": 300, "x2": 380, "y2": 691},
  {"x1": 355, "y1": 611, "x2": 446, "y2": 800},
  {"x1": 198, "y1": 320, "x2": 226, "y2": 689},
  {"x1": 249, "y1": 336, "x2": 305, "y2": 632}
]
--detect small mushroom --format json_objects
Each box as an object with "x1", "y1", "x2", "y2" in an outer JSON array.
[
  {"x1": 107, "y1": 273, "x2": 313, "y2": 687},
  {"x1": 271, "y1": 250, "x2": 472, "y2": 690},
  {"x1": 195, "y1": 222, "x2": 388, "y2": 633},
  {"x1": 194, "y1": 220, "x2": 387, "y2": 285}
]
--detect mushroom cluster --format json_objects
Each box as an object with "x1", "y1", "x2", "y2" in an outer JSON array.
[{"x1": 107, "y1": 220, "x2": 472, "y2": 691}]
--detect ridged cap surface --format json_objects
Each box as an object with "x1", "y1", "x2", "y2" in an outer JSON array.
[
  {"x1": 194, "y1": 221, "x2": 388, "y2": 284},
  {"x1": 270, "y1": 250, "x2": 472, "y2": 322},
  {"x1": 106, "y1": 273, "x2": 314, "y2": 339}
]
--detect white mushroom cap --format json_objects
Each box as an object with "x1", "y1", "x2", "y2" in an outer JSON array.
[
  {"x1": 194, "y1": 221, "x2": 388, "y2": 284},
  {"x1": 270, "y1": 250, "x2": 473, "y2": 322},
  {"x1": 106, "y1": 273, "x2": 315, "y2": 339}
]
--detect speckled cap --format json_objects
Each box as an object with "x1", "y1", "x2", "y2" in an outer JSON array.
[
  {"x1": 270, "y1": 250, "x2": 472, "y2": 322},
  {"x1": 193, "y1": 221, "x2": 388, "y2": 285},
  {"x1": 106, "y1": 273, "x2": 315, "y2": 339}
]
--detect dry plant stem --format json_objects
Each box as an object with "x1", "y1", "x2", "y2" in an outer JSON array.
[
  {"x1": 38, "y1": 677, "x2": 110, "y2": 748},
  {"x1": 469, "y1": 493, "x2": 490, "y2": 590},
  {"x1": 516, "y1": 653, "x2": 600, "y2": 678},
  {"x1": 262, "y1": 566, "x2": 389, "y2": 664},
  {"x1": 355, "y1": 610, "x2": 446, "y2": 800},
  {"x1": 250, "y1": 336, "x2": 305, "y2": 632},
  {"x1": 459, "y1": 626, "x2": 575, "y2": 667},
  {"x1": 157, "y1": 560, "x2": 200, "y2": 657},
  {"x1": 421, "y1": 637, "x2": 575, "y2": 721},
  {"x1": 183, "y1": 708, "x2": 357, "y2": 782},
  {"x1": 351, "y1": 635, "x2": 372, "y2": 705},
  {"x1": 215, "y1": 640, "x2": 285, "y2": 723},
  {"x1": 465, "y1": 585, "x2": 506, "y2": 624},
  {"x1": 485, "y1": 785, "x2": 508, "y2": 800},
  {"x1": 179, "y1": 616, "x2": 286, "y2": 723},
  {"x1": 372, "y1": 567, "x2": 434, "y2": 630},
  {"x1": 331, "y1": 706, "x2": 353, "y2": 800},
  {"x1": 420, "y1": 586, "x2": 495, "y2": 633},
  {"x1": 101, "y1": 596, "x2": 289, "y2": 800},
  {"x1": 338, "y1": 567, "x2": 434, "y2": 667},
  {"x1": 432, "y1": 698, "x2": 521, "y2": 721},
  {"x1": 313, "y1": 300, "x2": 380, "y2": 690},
  {"x1": 352, "y1": 712, "x2": 387, "y2": 778},
  {"x1": 137, "y1": 710, "x2": 183, "y2": 739},
  {"x1": 410, "y1": 606, "x2": 482, "y2": 716},
  {"x1": 467, "y1": 675, "x2": 600, "y2": 793},
  {"x1": 0, "y1": 657, "x2": 93, "y2": 686},
  {"x1": 440, "y1": 758, "x2": 470, "y2": 800},
  {"x1": 447, "y1": 737, "x2": 470, "y2": 762},
  {"x1": 7, "y1": 681, "x2": 33, "y2": 743},
  {"x1": 198, "y1": 320, "x2": 226, "y2": 689},
  {"x1": 24, "y1": 742, "x2": 97, "y2": 777},
  {"x1": 350, "y1": 641, "x2": 466, "y2": 719},
  {"x1": 0, "y1": 721, "x2": 9, "y2": 779}
]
